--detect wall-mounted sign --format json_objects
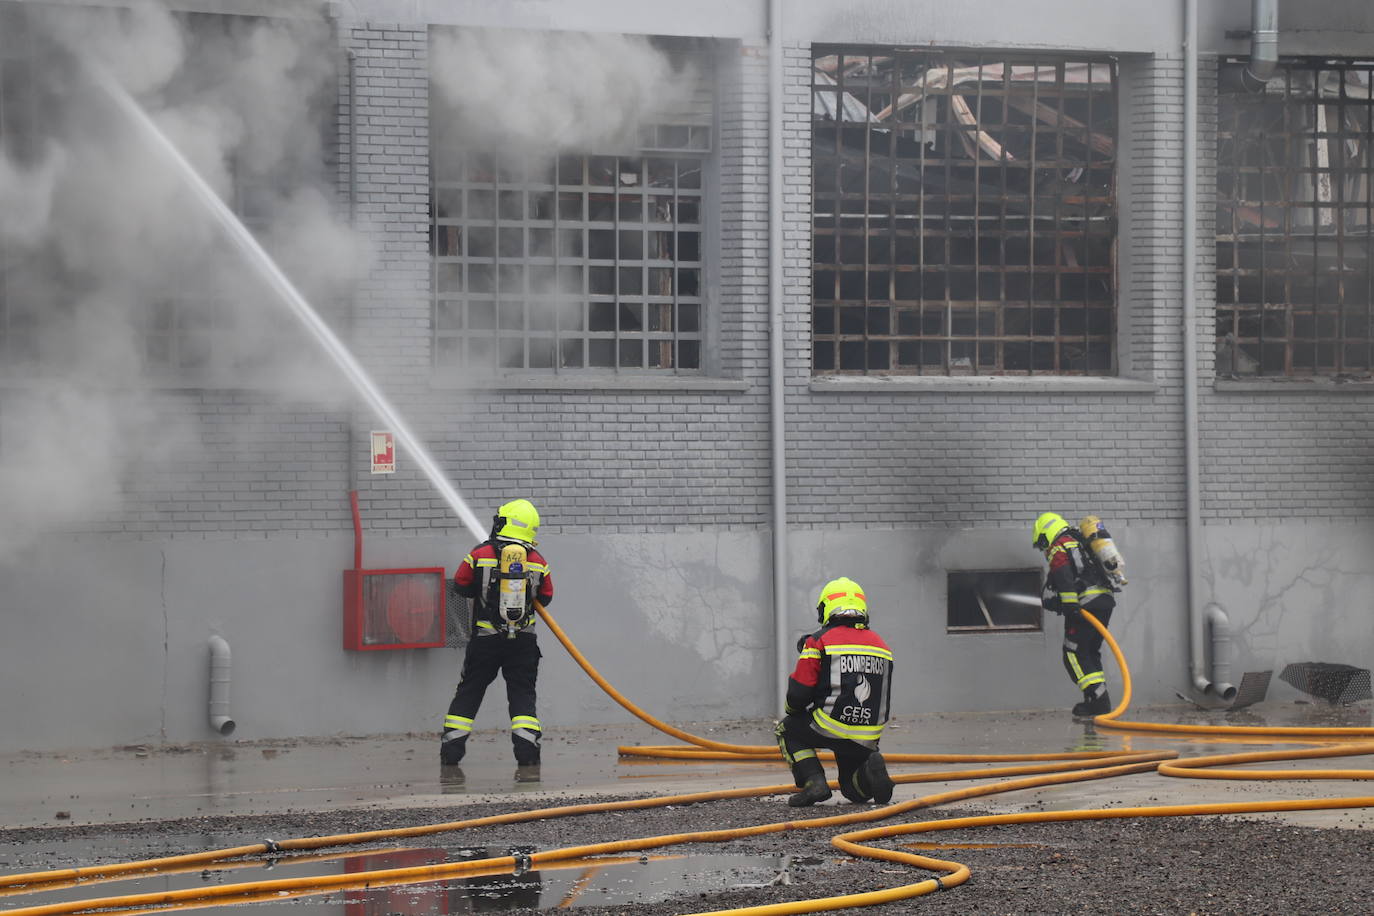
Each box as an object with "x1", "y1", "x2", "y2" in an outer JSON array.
[{"x1": 370, "y1": 431, "x2": 395, "y2": 474}]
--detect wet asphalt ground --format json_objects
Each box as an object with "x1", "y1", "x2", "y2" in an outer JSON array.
[{"x1": 2, "y1": 704, "x2": 1373, "y2": 914}]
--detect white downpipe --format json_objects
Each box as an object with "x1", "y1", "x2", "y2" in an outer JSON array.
[
  {"x1": 1203, "y1": 604, "x2": 1238, "y2": 700},
  {"x1": 768, "y1": 0, "x2": 790, "y2": 712},
  {"x1": 208, "y1": 635, "x2": 236, "y2": 736}
]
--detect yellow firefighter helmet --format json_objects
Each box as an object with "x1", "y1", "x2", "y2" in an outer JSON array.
[
  {"x1": 816, "y1": 576, "x2": 868, "y2": 625},
  {"x1": 493, "y1": 498, "x2": 540, "y2": 545},
  {"x1": 1032, "y1": 511, "x2": 1069, "y2": 551}
]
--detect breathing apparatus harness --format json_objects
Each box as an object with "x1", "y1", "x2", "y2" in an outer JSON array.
[{"x1": 494, "y1": 540, "x2": 531, "y2": 638}]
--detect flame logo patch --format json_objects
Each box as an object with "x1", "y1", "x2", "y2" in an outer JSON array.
[{"x1": 854, "y1": 675, "x2": 872, "y2": 704}]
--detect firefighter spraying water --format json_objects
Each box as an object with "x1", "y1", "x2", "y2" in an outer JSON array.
[
  {"x1": 441, "y1": 499, "x2": 554, "y2": 770},
  {"x1": 1033, "y1": 512, "x2": 1128, "y2": 717}
]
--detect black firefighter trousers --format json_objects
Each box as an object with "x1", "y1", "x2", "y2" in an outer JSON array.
[
  {"x1": 446, "y1": 630, "x2": 542, "y2": 764},
  {"x1": 777, "y1": 713, "x2": 882, "y2": 803},
  {"x1": 1062, "y1": 604, "x2": 1114, "y2": 696}
]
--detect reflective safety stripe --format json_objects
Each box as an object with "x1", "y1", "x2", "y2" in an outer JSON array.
[
  {"x1": 1066, "y1": 653, "x2": 1105, "y2": 689},
  {"x1": 473, "y1": 555, "x2": 544, "y2": 574},
  {"x1": 1048, "y1": 538, "x2": 1081, "y2": 556},
  {"x1": 444, "y1": 714, "x2": 474, "y2": 733},
  {"x1": 812, "y1": 707, "x2": 885, "y2": 741},
  {"x1": 1082, "y1": 586, "x2": 1111, "y2": 599},
  {"x1": 798, "y1": 648, "x2": 822, "y2": 660},
  {"x1": 823, "y1": 644, "x2": 894, "y2": 662},
  {"x1": 476, "y1": 619, "x2": 537, "y2": 633},
  {"x1": 510, "y1": 715, "x2": 542, "y2": 733},
  {"x1": 791, "y1": 747, "x2": 817, "y2": 762},
  {"x1": 1077, "y1": 670, "x2": 1106, "y2": 689}
]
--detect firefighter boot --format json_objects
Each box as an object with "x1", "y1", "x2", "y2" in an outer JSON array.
[
  {"x1": 512, "y1": 731, "x2": 541, "y2": 767},
  {"x1": 1072, "y1": 686, "x2": 1113, "y2": 718},
  {"x1": 787, "y1": 757, "x2": 833, "y2": 807},
  {"x1": 440, "y1": 733, "x2": 468, "y2": 766},
  {"x1": 859, "y1": 752, "x2": 895, "y2": 804}
]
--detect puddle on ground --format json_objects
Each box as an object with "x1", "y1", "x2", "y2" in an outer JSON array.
[{"x1": 0, "y1": 838, "x2": 826, "y2": 913}]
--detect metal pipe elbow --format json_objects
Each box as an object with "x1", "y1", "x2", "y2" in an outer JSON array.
[{"x1": 1244, "y1": 0, "x2": 1280, "y2": 87}]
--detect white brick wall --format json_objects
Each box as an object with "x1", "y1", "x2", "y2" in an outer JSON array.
[{"x1": 73, "y1": 18, "x2": 1374, "y2": 543}]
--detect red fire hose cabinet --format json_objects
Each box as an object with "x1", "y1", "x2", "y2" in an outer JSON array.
[{"x1": 343, "y1": 567, "x2": 447, "y2": 650}]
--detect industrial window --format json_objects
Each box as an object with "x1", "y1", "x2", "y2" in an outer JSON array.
[
  {"x1": 1216, "y1": 59, "x2": 1374, "y2": 379},
  {"x1": 946, "y1": 570, "x2": 1043, "y2": 633},
  {"x1": 811, "y1": 48, "x2": 1118, "y2": 376},
  {"x1": 430, "y1": 150, "x2": 705, "y2": 373}
]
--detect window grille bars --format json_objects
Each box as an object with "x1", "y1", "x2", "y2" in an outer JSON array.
[
  {"x1": 1216, "y1": 59, "x2": 1374, "y2": 378},
  {"x1": 811, "y1": 47, "x2": 1118, "y2": 376}
]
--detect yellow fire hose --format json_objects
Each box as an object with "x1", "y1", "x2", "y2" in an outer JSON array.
[
  {"x1": 538, "y1": 602, "x2": 1125, "y2": 767},
  {"x1": 4, "y1": 608, "x2": 1374, "y2": 916}
]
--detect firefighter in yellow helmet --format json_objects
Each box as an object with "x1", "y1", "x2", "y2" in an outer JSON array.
[
  {"x1": 774, "y1": 577, "x2": 896, "y2": 807},
  {"x1": 441, "y1": 499, "x2": 554, "y2": 769},
  {"x1": 1033, "y1": 512, "x2": 1116, "y2": 717}
]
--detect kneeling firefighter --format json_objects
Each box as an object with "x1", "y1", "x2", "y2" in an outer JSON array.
[
  {"x1": 1033, "y1": 511, "x2": 1118, "y2": 717},
  {"x1": 441, "y1": 499, "x2": 554, "y2": 767},
  {"x1": 775, "y1": 577, "x2": 897, "y2": 807}
]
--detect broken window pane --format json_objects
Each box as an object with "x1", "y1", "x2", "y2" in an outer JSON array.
[
  {"x1": 1215, "y1": 59, "x2": 1374, "y2": 379},
  {"x1": 811, "y1": 47, "x2": 1118, "y2": 376}
]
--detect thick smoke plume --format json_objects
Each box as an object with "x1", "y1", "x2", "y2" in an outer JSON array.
[
  {"x1": 0, "y1": 1, "x2": 364, "y2": 552},
  {"x1": 429, "y1": 27, "x2": 699, "y2": 154}
]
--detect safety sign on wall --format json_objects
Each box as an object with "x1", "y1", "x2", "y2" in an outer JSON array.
[{"x1": 370, "y1": 431, "x2": 396, "y2": 474}]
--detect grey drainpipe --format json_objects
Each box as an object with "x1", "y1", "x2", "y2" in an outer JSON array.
[
  {"x1": 1244, "y1": 0, "x2": 1279, "y2": 87},
  {"x1": 1186, "y1": 0, "x2": 1266, "y2": 700},
  {"x1": 768, "y1": 0, "x2": 789, "y2": 712},
  {"x1": 346, "y1": 46, "x2": 362, "y2": 495},
  {"x1": 1182, "y1": 0, "x2": 1209, "y2": 696}
]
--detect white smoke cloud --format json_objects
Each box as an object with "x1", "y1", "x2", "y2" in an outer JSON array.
[
  {"x1": 430, "y1": 27, "x2": 698, "y2": 154},
  {"x1": 0, "y1": 148, "x2": 64, "y2": 247},
  {"x1": 0, "y1": 1, "x2": 368, "y2": 551}
]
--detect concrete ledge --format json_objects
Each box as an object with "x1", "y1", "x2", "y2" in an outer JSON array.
[
  {"x1": 430, "y1": 373, "x2": 752, "y2": 393},
  {"x1": 1215, "y1": 378, "x2": 1374, "y2": 394},
  {"x1": 809, "y1": 375, "x2": 1158, "y2": 395}
]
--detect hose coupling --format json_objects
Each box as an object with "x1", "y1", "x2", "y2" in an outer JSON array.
[
  {"x1": 509, "y1": 846, "x2": 534, "y2": 875},
  {"x1": 933, "y1": 876, "x2": 946, "y2": 892},
  {"x1": 262, "y1": 839, "x2": 281, "y2": 854}
]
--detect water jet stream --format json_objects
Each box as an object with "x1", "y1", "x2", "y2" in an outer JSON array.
[
  {"x1": 92, "y1": 67, "x2": 486, "y2": 542},
  {"x1": 991, "y1": 592, "x2": 1041, "y2": 607}
]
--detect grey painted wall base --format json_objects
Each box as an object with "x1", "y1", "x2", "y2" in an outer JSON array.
[{"x1": 3, "y1": 521, "x2": 1370, "y2": 755}]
